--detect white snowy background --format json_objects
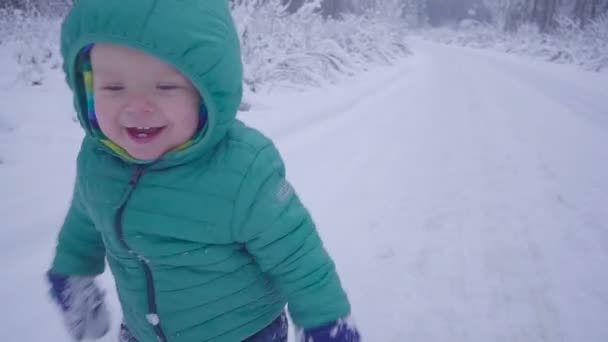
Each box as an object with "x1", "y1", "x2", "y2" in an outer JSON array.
[{"x1": 1, "y1": 1, "x2": 608, "y2": 341}]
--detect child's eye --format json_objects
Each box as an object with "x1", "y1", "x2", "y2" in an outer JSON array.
[
  {"x1": 101, "y1": 85, "x2": 124, "y2": 92},
  {"x1": 157, "y1": 84, "x2": 180, "y2": 91}
]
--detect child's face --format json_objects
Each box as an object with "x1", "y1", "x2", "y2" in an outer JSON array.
[{"x1": 90, "y1": 44, "x2": 200, "y2": 160}]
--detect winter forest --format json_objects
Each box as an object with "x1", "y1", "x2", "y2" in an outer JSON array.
[{"x1": 1, "y1": 1, "x2": 608, "y2": 342}]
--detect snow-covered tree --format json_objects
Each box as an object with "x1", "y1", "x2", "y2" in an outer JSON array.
[{"x1": 572, "y1": 0, "x2": 608, "y2": 29}]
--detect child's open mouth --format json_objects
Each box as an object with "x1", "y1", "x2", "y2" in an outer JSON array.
[{"x1": 126, "y1": 126, "x2": 165, "y2": 143}]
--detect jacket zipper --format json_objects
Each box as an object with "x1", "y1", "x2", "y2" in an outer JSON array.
[{"x1": 115, "y1": 165, "x2": 168, "y2": 342}]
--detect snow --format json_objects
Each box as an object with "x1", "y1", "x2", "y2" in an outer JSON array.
[
  {"x1": 2, "y1": 37, "x2": 608, "y2": 341},
  {"x1": 423, "y1": 15, "x2": 608, "y2": 73},
  {"x1": 210, "y1": 2, "x2": 411, "y2": 93}
]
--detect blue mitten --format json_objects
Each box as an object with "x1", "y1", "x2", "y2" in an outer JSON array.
[
  {"x1": 296, "y1": 317, "x2": 361, "y2": 342},
  {"x1": 46, "y1": 271, "x2": 110, "y2": 341}
]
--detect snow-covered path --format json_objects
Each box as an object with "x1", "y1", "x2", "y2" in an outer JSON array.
[{"x1": 2, "y1": 39, "x2": 608, "y2": 341}]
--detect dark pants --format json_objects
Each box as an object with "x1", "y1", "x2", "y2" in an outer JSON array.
[{"x1": 119, "y1": 312, "x2": 288, "y2": 342}]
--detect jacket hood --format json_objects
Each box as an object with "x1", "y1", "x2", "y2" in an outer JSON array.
[{"x1": 61, "y1": 0, "x2": 243, "y2": 167}]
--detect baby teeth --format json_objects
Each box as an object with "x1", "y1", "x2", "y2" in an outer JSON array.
[{"x1": 129, "y1": 126, "x2": 161, "y2": 139}]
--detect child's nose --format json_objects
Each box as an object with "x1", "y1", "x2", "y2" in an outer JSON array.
[{"x1": 124, "y1": 94, "x2": 155, "y2": 115}]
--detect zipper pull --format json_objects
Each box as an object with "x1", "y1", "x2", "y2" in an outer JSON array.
[{"x1": 129, "y1": 166, "x2": 145, "y2": 186}]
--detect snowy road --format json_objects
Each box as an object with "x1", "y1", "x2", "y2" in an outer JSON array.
[
  {"x1": 245, "y1": 38, "x2": 608, "y2": 342},
  {"x1": 2, "y1": 39, "x2": 608, "y2": 341}
]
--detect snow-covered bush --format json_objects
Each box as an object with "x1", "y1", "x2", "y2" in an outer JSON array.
[
  {"x1": 0, "y1": 8, "x2": 62, "y2": 86},
  {"x1": 552, "y1": 15, "x2": 608, "y2": 72},
  {"x1": 423, "y1": 14, "x2": 608, "y2": 72},
  {"x1": 231, "y1": 0, "x2": 410, "y2": 92}
]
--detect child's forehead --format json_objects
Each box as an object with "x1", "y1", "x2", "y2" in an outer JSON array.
[{"x1": 90, "y1": 44, "x2": 186, "y2": 78}]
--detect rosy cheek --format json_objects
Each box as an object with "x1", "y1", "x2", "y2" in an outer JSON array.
[{"x1": 94, "y1": 100, "x2": 118, "y2": 121}]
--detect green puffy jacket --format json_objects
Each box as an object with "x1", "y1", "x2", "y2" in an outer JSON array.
[{"x1": 50, "y1": 1, "x2": 351, "y2": 341}]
